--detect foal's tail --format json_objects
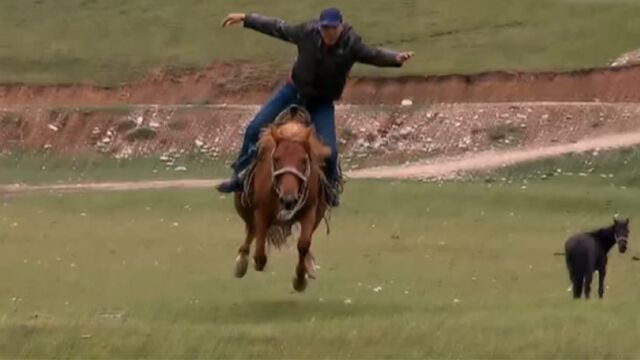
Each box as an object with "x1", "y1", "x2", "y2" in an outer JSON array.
[
  {"x1": 564, "y1": 254, "x2": 573, "y2": 281},
  {"x1": 565, "y1": 252, "x2": 586, "y2": 298}
]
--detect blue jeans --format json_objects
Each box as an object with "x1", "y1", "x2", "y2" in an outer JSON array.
[{"x1": 231, "y1": 83, "x2": 339, "y2": 183}]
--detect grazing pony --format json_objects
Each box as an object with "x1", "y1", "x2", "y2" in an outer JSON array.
[
  {"x1": 232, "y1": 105, "x2": 332, "y2": 292},
  {"x1": 564, "y1": 217, "x2": 630, "y2": 299}
]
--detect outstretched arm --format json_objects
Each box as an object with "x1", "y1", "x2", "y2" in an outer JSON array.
[
  {"x1": 352, "y1": 36, "x2": 414, "y2": 67},
  {"x1": 222, "y1": 13, "x2": 305, "y2": 44}
]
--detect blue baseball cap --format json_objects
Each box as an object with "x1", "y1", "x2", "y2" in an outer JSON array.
[{"x1": 319, "y1": 7, "x2": 343, "y2": 27}]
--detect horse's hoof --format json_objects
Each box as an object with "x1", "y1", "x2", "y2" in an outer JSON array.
[
  {"x1": 292, "y1": 276, "x2": 307, "y2": 292},
  {"x1": 234, "y1": 254, "x2": 249, "y2": 278},
  {"x1": 253, "y1": 256, "x2": 267, "y2": 272},
  {"x1": 304, "y1": 254, "x2": 317, "y2": 280}
]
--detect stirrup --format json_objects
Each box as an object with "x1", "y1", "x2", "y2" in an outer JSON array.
[{"x1": 324, "y1": 183, "x2": 340, "y2": 207}]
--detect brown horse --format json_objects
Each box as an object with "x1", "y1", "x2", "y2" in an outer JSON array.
[{"x1": 232, "y1": 105, "x2": 332, "y2": 292}]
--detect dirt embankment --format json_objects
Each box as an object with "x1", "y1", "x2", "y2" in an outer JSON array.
[
  {"x1": 2, "y1": 62, "x2": 640, "y2": 107},
  {"x1": 2, "y1": 103, "x2": 640, "y2": 171}
]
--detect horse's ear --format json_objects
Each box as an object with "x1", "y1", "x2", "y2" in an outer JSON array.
[
  {"x1": 625, "y1": 218, "x2": 630, "y2": 225},
  {"x1": 303, "y1": 127, "x2": 313, "y2": 141},
  {"x1": 270, "y1": 126, "x2": 280, "y2": 144},
  {"x1": 257, "y1": 126, "x2": 278, "y2": 156},
  {"x1": 295, "y1": 127, "x2": 311, "y2": 154},
  {"x1": 307, "y1": 129, "x2": 332, "y2": 160}
]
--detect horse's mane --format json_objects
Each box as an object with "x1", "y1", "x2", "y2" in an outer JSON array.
[
  {"x1": 587, "y1": 224, "x2": 612, "y2": 234},
  {"x1": 585, "y1": 224, "x2": 619, "y2": 252},
  {"x1": 587, "y1": 225, "x2": 614, "y2": 240},
  {"x1": 257, "y1": 111, "x2": 331, "y2": 165},
  {"x1": 587, "y1": 217, "x2": 628, "y2": 240}
]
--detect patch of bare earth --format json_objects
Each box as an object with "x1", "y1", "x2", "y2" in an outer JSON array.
[
  {"x1": 2, "y1": 103, "x2": 640, "y2": 167},
  {"x1": 610, "y1": 48, "x2": 640, "y2": 68},
  {"x1": 2, "y1": 62, "x2": 640, "y2": 106}
]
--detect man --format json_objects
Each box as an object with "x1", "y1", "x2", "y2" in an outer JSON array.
[{"x1": 217, "y1": 8, "x2": 414, "y2": 207}]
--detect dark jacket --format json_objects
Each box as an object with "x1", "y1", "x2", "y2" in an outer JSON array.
[{"x1": 243, "y1": 13, "x2": 402, "y2": 102}]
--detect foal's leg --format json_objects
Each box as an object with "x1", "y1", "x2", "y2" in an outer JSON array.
[
  {"x1": 253, "y1": 212, "x2": 269, "y2": 271},
  {"x1": 584, "y1": 269, "x2": 594, "y2": 300},
  {"x1": 571, "y1": 264, "x2": 584, "y2": 299},
  {"x1": 598, "y1": 266, "x2": 607, "y2": 299},
  {"x1": 584, "y1": 257, "x2": 598, "y2": 299},
  {"x1": 566, "y1": 255, "x2": 578, "y2": 298},
  {"x1": 571, "y1": 274, "x2": 583, "y2": 299},
  {"x1": 293, "y1": 211, "x2": 316, "y2": 292},
  {"x1": 234, "y1": 223, "x2": 255, "y2": 278}
]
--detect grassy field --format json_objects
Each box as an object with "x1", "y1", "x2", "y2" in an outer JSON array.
[
  {"x1": 2, "y1": 150, "x2": 640, "y2": 358},
  {"x1": 2, "y1": 0, "x2": 640, "y2": 84}
]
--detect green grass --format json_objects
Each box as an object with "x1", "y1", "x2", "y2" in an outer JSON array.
[
  {"x1": 2, "y1": 0, "x2": 640, "y2": 84},
  {"x1": 2, "y1": 155, "x2": 640, "y2": 357},
  {"x1": 0, "y1": 152, "x2": 231, "y2": 185}
]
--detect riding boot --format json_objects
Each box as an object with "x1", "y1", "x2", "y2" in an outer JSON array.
[
  {"x1": 216, "y1": 142, "x2": 262, "y2": 194},
  {"x1": 215, "y1": 172, "x2": 243, "y2": 193}
]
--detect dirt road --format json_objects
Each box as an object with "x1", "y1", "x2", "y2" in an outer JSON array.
[
  {"x1": 3, "y1": 130, "x2": 640, "y2": 195},
  {"x1": 347, "y1": 131, "x2": 640, "y2": 179},
  {"x1": 0, "y1": 179, "x2": 220, "y2": 195}
]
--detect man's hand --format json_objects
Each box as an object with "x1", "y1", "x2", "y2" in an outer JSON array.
[
  {"x1": 396, "y1": 51, "x2": 415, "y2": 64},
  {"x1": 222, "y1": 13, "x2": 246, "y2": 27}
]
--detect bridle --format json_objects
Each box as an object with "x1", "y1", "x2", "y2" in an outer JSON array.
[
  {"x1": 270, "y1": 147, "x2": 311, "y2": 221},
  {"x1": 615, "y1": 232, "x2": 628, "y2": 244}
]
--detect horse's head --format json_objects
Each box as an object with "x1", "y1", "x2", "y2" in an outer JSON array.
[
  {"x1": 259, "y1": 106, "x2": 331, "y2": 217},
  {"x1": 274, "y1": 141, "x2": 308, "y2": 210},
  {"x1": 613, "y1": 216, "x2": 630, "y2": 253}
]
